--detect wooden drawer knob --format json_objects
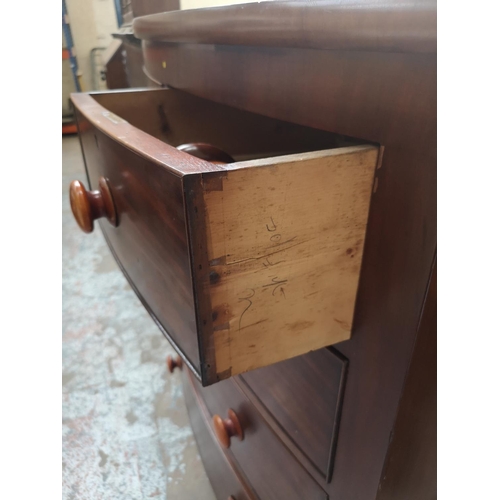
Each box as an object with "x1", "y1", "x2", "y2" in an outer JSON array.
[
  {"x1": 166, "y1": 354, "x2": 183, "y2": 373},
  {"x1": 213, "y1": 409, "x2": 244, "y2": 449},
  {"x1": 177, "y1": 142, "x2": 234, "y2": 164},
  {"x1": 69, "y1": 177, "x2": 117, "y2": 233}
]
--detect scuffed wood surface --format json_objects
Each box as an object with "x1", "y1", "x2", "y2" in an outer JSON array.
[
  {"x1": 62, "y1": 136, "x2": 215, "y2": 500},
  {"x1": 201, "y1": 145, "x2": 378, "y2": 377}
]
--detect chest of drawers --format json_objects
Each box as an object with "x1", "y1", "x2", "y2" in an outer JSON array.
[{"x1": 70, "y1": 1, "x2": 436, "y2": 498}]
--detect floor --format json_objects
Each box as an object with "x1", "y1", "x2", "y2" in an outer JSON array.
[{"x1": 62, "y1": 135, "x2": 216, "y2": 500}]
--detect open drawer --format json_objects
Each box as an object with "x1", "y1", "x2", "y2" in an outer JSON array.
[{"x1": 70, "y1": 88, "x2": 378, "y2": 386}]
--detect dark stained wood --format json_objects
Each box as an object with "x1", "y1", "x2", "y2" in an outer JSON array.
[
  {"x1": 182, "y1": 370, "x2": 256, "y2": 500},
  {"x1": 134, "y1": 0, "x2": 436, "y2": 53},
  {"x1": 131, "y1": 0, "x2": 179, "y2": 18},
  {"x1": 72, "y1": 1, "x2": 436, "y2": 497},
  {"x1": 122, "y1": 39, "x2": 150, "y2": 88},
  {"x1": 90, "y1": 87, "x2": 357, "y2": 160},
  {"x1": 213, "y1": 409, "x2": 244, "y2": 449},
  {"x1": 141, "y1": 43, "x2": 435, "y2": 155},
  {"x1": 240, "y1": 347, "x2": 347, "y2": 481},
  {"x1": 72, "y1": 95, "x2": 203, "y2": 375},
  {"x1": 102, "y1": 40, "x2": 129, "y2": 90},
  {"x1": 191, "y1": 370, "x2": 328, "y2": 500},
  {"x1": 71, "y1": 91, "x2": 216, "y2": 176},
  {"x1": 166, "y1": 354, "x2": 183, "y2": 373},
  {"x1": 376, "y1": 261, "x2": 437, "y2": 500},
  {"x1": 106, "y1": 35, "x2": 148, "y2": 89},
  {"x1": 139, "y1": 35, "x2": 436, "y2": 500},
  {"x1": 134, "y1": 1, "x2": 436, "y2": 498}
]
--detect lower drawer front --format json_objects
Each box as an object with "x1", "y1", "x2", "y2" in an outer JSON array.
[
  {"x1": 198, "y1": 375, "x2": 327, "y2": 500},
  {"x1": 182, "y1": 372, "x2": 252, "y2": 500},
  {"x1": 241, "y1": 348, "x2": 347, "y2": 480}
]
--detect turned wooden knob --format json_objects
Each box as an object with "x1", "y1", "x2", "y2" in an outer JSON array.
[
  {"x1": 69, "y1": 177, "x2": 117, "y2": 233},
  {"x1": 213, "y1": 409, "x2": 244, "y2": 449},
  {"x1": 177, "y1": 142, "x2": 235, "y2": 164},
  {"x1": 166, "y1": 354, "x2": 183, "y2": 373}
]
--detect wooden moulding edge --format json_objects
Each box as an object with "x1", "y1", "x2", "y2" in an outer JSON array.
[{"x1": 183, "y1": 172, "x2": 219, "y2": 386}]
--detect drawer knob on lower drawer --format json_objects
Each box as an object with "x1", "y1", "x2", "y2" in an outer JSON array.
[
  {"x1": 213, "y1": 409, "x2": 244, "y2": 449},
  {"x1": 166, "y1": 354, "x2": 182, "y2": 373},
  {"x1": 69, "y1": 177, "x2": 117, "y2": 233}
]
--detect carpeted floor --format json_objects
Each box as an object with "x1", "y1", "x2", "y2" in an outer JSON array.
[{"x1": 62, "y1": 135, "x2": 216, "y2": 500}]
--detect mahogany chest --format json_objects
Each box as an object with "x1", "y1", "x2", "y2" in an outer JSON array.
[{"x1": 70, "y1": 1, "x2": 436, "y2": 498}]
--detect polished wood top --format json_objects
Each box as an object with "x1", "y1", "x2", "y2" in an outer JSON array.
[{"x1": 133, "y1": 0, "x2": 436, "y2": 54}]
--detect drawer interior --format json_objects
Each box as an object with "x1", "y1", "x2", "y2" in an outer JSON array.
[{"x1": 91, "y1": 88, "x2": 362, "y2": 162}]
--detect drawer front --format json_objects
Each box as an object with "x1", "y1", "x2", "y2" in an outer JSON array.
[
  {"x1": 198, "y1": 375, "x2": 328, "y2": 500},
  {"x1": 182, "y1": 371, "x2": 254, "y2": 500},
  {"x1": 74, "y1": 105, "x2": 201, "y2": 373},
  {"x1": 241, "y1": 347, "x2": 347, "y2": 480}
]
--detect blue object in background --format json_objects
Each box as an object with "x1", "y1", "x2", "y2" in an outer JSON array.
[{"x1": 62, "y1": 0, "x2": 81, "y2": 92}]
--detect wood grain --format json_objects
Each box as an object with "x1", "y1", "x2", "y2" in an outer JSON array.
[
  {"x1": 90, "y1": 87, "x2": 358, "y2": 162},
  {"x1": 72, "y1": 101, "x2": 203, "y2": 375},
  {"x1": 376, "y1": 260, "x2": 436, "y2": 500},
  {"x1": 192, "y1": 370, "x2": 328, "y2": 500},
  {"x1": 76, "y1": 4, "x2": 437, "y2": 489},
  {"x1": 182, "y1": 371, "x2": 255, "y2": 500},
  {"x1": 73, "y1": 89, "x2": 374, "y2": 385},
  {"x1": 240, "y1": 348, "x2": 347, "y2": 481},
  {"x1": 134, "y1": 0, "x2": 436, "y2": 53},
  {"x1": 199, "y1": 145, "x2": 377, "y2": 378},
  {"x1": 139, "y1": 33, "x2": 436, "y2": 498}
]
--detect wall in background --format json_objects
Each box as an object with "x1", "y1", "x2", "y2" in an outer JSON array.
[
  {"x1": 65, "y1": 0, "x2": 118, "y2": 92},
  {"x1": 63, "y1": 0, "x2": 257, "y2": 100}
]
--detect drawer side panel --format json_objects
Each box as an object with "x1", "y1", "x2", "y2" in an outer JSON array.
[{"x1": 199, "y1": 145, "x2": 378, "y2": 380}]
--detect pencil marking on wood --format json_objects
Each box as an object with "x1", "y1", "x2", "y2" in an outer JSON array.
[
  {"x1": 263, "y1": 257, "x2": 285, "y2": 268},
  {"x1": 266, "y1": 217, "x2": 277, "y2": 232},
  {"x1": 202, "y1": 145, "x2": 378, "y2": 378},
  {"x1": 238, "y1": 288, "x2": 255, "y2": 331}
]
